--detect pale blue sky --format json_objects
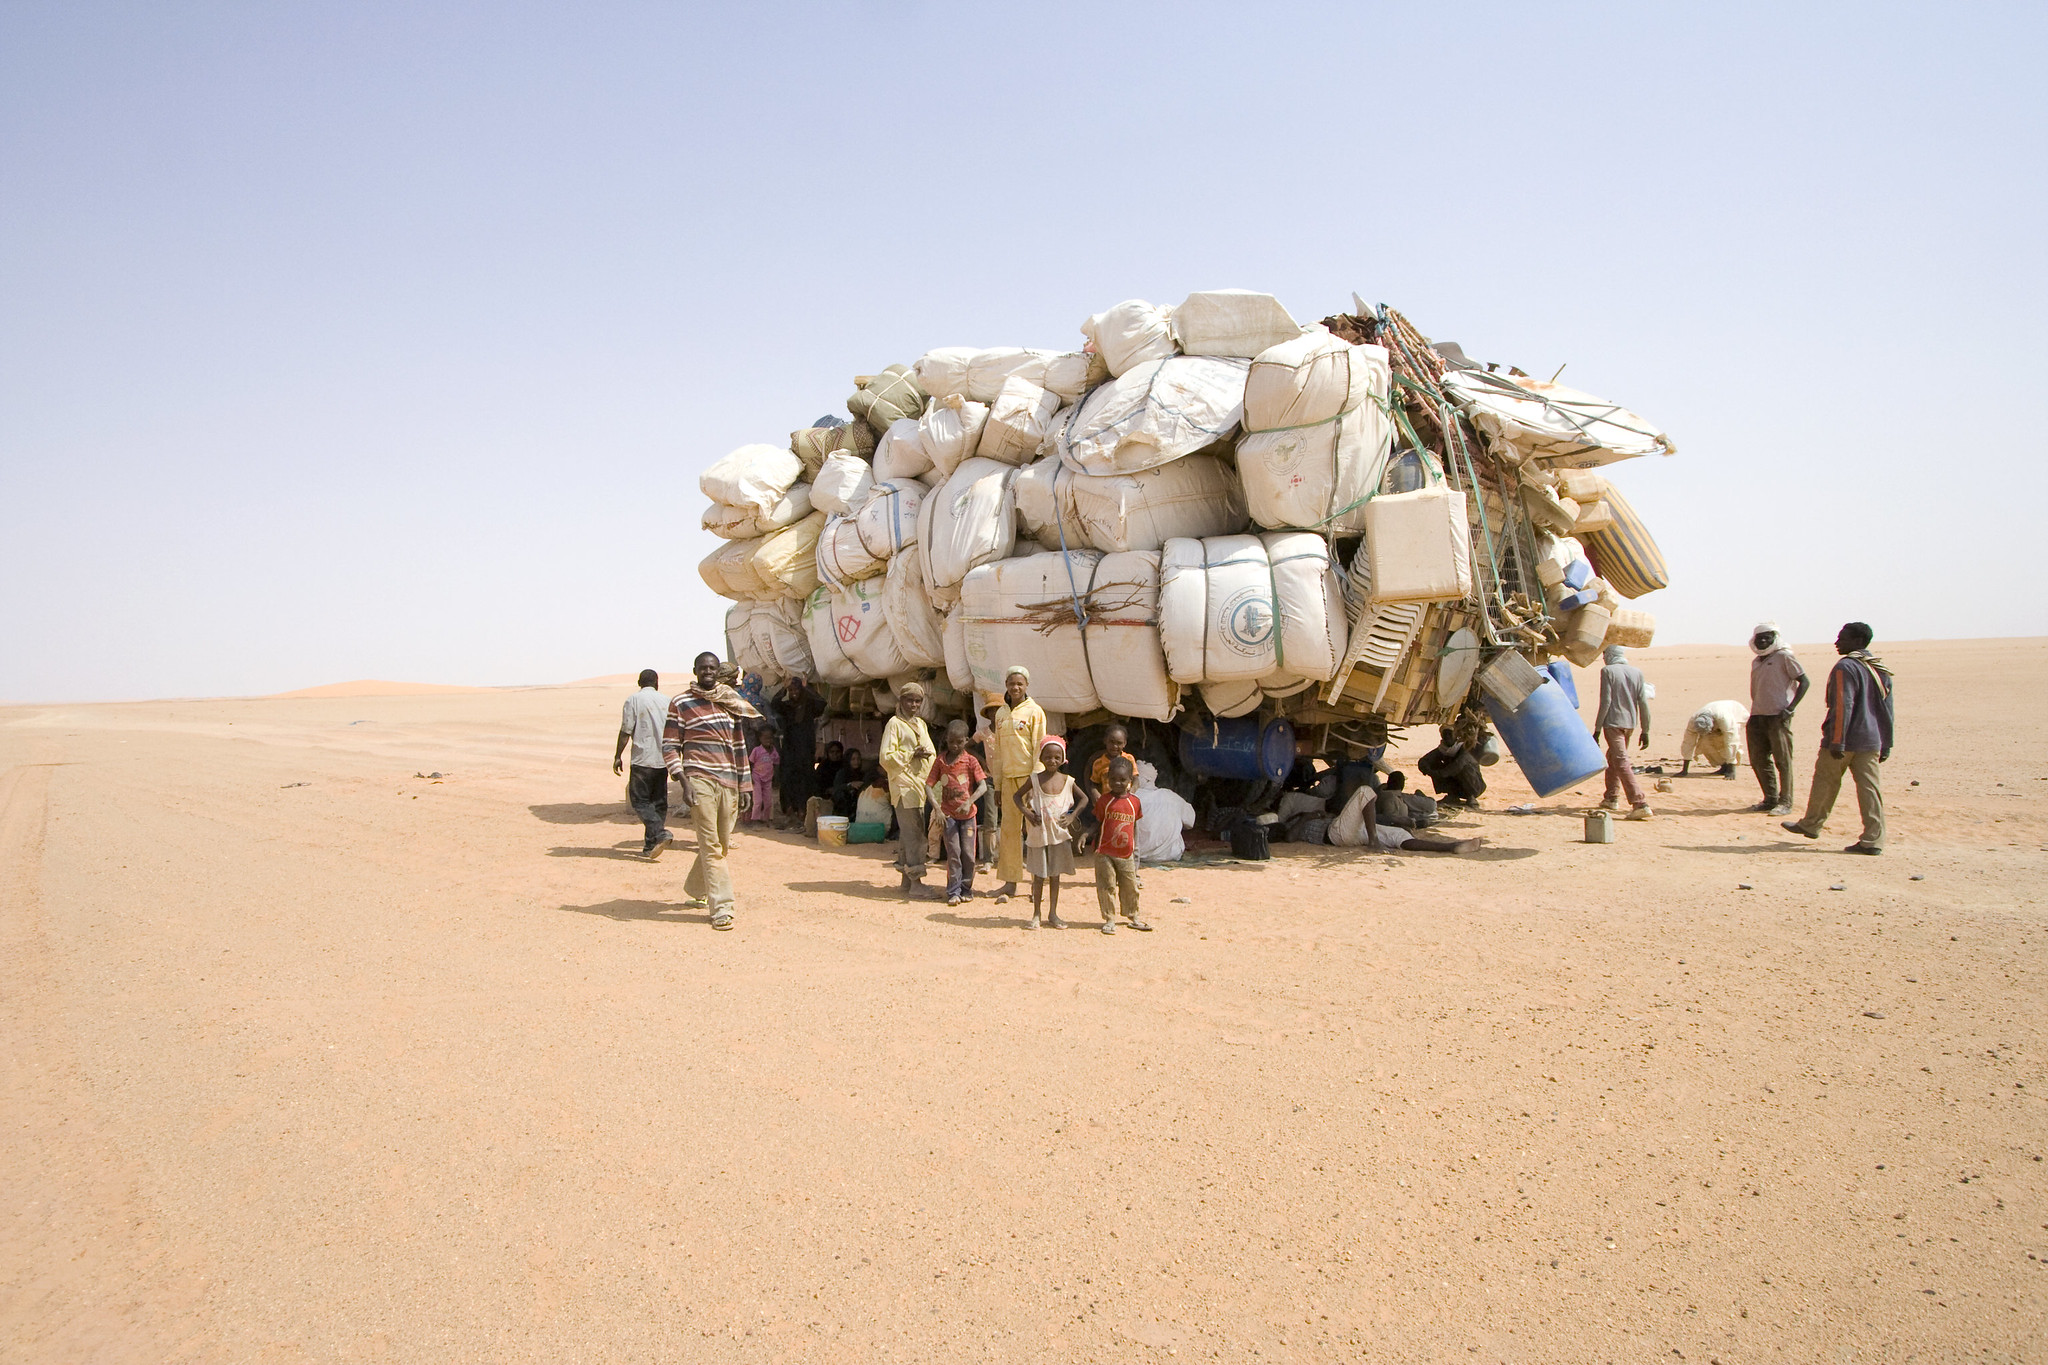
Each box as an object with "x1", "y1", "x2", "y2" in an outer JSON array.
[{"x1": 4, "y1": 2, "x2": 2043, "y2": 701}]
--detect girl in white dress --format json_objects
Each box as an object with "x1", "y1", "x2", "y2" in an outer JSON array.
[{"x1": 1012, "y1": 737, "x2": 1077, "y2": 929}]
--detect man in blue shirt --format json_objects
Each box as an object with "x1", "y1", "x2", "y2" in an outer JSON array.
[{"x1": 1784, "y1": 623, "x2": 1894, "y2": 855}]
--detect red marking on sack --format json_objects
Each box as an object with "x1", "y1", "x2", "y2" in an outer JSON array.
[{"x1": 837, "y1": 618, "x2": 861, "y2": 643}]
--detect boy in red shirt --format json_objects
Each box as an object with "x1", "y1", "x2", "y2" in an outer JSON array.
[
  {"x1": 926, "y1": 720, "x2": 990, "y2": 907},
  {"x1": 1091, "y1": 758, "x2": 1152, "y2": 935}
]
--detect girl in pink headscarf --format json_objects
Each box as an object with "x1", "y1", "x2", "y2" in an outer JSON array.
[
  {"x1": 1011, "y1": 735, "x2": 1077, "y2": 929},
  {"x1": 747, "y1": 728, "x2": 778, "y2": 822}
]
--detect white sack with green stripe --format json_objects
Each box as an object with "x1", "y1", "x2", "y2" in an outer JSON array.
[
  {"x1": 1158, "y1": 533, "x2": 1348, "y2": 687},
  {"x1": 1237, "y1": 333, "x2": 1392, "y2": 535}
]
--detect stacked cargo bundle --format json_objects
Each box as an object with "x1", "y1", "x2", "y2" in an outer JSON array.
[{"x1": 699, "y1": 290, "x2": 1675, "y2": 801}]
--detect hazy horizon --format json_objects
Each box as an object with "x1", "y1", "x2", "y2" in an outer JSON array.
[{"x1": 6, "y1": 2, "x2": 2044, "y2": 703}]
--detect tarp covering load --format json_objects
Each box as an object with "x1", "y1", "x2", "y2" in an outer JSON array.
[{"x1": 694, "y1": 290, "x2": 1679, "y2": 806}]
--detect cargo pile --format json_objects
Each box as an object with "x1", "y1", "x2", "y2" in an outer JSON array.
[{"x1": 701, "y1": 291, "x2": 1675, "y2": 806}]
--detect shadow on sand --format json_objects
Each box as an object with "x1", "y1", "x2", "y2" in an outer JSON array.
[
  {"x1": 1673, "y1": 841, "x2": 1810, "y2": 856},
  {"x1": 559, "y1": 899, "x2": 710, "y2": 924},
  {"x1": 531, "y1": 802, "x2": 640, "y2": 826},
  {"x1": 547, "y1": 845, "x2": 660, "y2": 862},
  {"x1": 783, "y1": 879, "x2": 911, "y2": 903},
  {"x1": 925, "y1": 909, "x2": 1032, "y2": 931}
]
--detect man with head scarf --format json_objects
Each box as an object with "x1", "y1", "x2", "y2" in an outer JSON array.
[
  {"x1": 661, "y1": 651, "x2": 758, "y2": 930},
  {"x1": 1745, "y1": 622, "x2": 1811, "y2": 816},
  {"x1": 1595, "y1": 644, "x2": 1654, "y2": 819},
  {"x1": 1679, "y1": 700, "x2": 1748, "y2": 778},
  {"x1": 1783, "y1": 622, "x2": 1894, "y2": 854},
  {"x1": 879, "y1": 682, "x2": 937, "y2": 899},
  {"x1": 988, "y1": 666, "x2": 1046, "y2": 902}
]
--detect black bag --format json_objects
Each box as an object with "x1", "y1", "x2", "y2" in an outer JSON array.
[{"x1": 1227, "y1": 819, "x2": 1271, "y2": 861}]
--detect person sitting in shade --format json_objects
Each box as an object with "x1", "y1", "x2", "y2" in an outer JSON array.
[
  {"x1": 1416, "y1": 727, "x2": 1487, "y2": 806},
  {"x1": 1329, "y1": 776, "x2": 1480, "y2": 854},
  {"x1": 1679, "y1": 700, "x2": 1748, "y2": 778},
  {"x1": 831, "y1": 750, "x2": 868, "y2": 821}
]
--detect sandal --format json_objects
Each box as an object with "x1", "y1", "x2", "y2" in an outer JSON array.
[
  {"x1": 710, "y1": 912, "x2": 734, "y2": 931},
  {"x1": 1100, "y1": 922, "x2": 1116, "y2": 935},
  {"x1": 1127, "y1": 919, "x2": 1153, "y2": 932}
]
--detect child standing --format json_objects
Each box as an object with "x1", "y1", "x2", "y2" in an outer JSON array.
[
  {"x1": 1012, "y1": 736, "x2": 1077, "y2": 929},
  {"x1": 747, "y1": 729, "x2": 778, "y2": 822},
  {"x1": 1092, "y1": 758, "x2": 1152, "y2": 934},
  {"x1": 926, "y1": 720, "x2": 989, "y2": 907}
]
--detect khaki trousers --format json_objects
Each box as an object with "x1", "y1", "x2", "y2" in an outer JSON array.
[
  {"x1": 895, "y1": 802, "x2": 928, "y2": 878},
  {"x1": 685, "y1": 775, "x2": 739, "y2": 914},
  {"x1": 995, "y1": 775, "x2": 1029, "y2": 884},
  {"x1": 1094, "y1": 854, "x2": 1140, "y2": 924},
  {"x1": 1794, "y1": 749, "x2": 1885, "y2": 849}
]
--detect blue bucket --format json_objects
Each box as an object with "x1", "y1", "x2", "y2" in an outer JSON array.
[
  {"x1": 1483, "y1": 681, "x2": 1607, "y2": 798},
  {"x1": 1179, "y1": 715, "x2": 1296, "y2": 783}
]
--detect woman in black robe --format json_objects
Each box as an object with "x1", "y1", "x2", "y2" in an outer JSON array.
[{"x1": 773, "y1": 675, "x2": 823, "y2": 820}]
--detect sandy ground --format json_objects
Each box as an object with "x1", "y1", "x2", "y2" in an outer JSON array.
[{"x1": 3, "y1": 639, "x2": 2043, "y2": 1364}]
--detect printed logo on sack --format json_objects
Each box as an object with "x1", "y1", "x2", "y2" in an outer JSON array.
[
  {"x1": 1219, "y1": 586, "x2": 1274, "y2": 660},
  {"x1": 1263, "y1": 433, "x2": 1308, "y2": 475},
  {"x1": 837, "y1": 616, "x2": 862, "y2": 643}
]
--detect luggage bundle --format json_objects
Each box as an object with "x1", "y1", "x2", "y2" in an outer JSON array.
[{"x1": 702, "y1": 291, "x2": 1677, "y2": 773}]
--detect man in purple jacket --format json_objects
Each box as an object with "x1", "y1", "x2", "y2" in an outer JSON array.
[{"x1": 1783, "y1": 622, "x2": 1894, "y2": 855}]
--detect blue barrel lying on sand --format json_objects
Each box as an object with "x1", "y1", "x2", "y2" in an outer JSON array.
[
  {"x1": 1179, "y1": 715, "x2": 1296, "y2": 783},
  {"x1": 1484, "y1": 680, "x2": 1606, "y2": 797}
]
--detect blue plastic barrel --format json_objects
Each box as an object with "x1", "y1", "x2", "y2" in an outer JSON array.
[
  {"x1": 1542, "y1": 660, "x2": 1579, "y2": 707},
  {"x1": 1483, "y1": 681, "x2": 1607, "y2": 798},
  {"x1": 1179, "y1": 715, "x2": 1296, "y2": 782}
]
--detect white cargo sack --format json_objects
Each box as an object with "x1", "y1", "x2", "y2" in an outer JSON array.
[
  {"x1": 1439, "y1": 369, "x2": 1675, "y2": 468},
  {"x1": 854, "y1": 479, "x2": 923, "y2": 559},
  {"x1": 1364, "y1": 488, "x2": 1474, "y2": 604},
  {"x1": 700, "y1": 443, "x2": 803, "y2": 515},
  {"x1": 727, "y1": 598, "x2": 814, "y2": 683},
  {"x1": 802, "y1": 586, "x2": 865, "y2": 686},
  {"x1": 1081, "y1": 299, "x2": 1178, "y2": 378},
  {"x1": 1172, "y1": 290, "x2": 1301, "y2": 358},
  {"x1": 832, "y1": 578, "x2": 913, "y2": 679},
  {"x1": 810, "y1": 451, "x2": 873, "y2": 517},
  {"x1": 917, "y1": 394, "x2": 988, "y2": 477},
  {"x1": 701, "y1": 537, "x2": 764, "y2": 601},
  {"x1": 702, "y1": 482, "x2": 813, "y2": 540},
  {"x1": 978, "y1": 378, "x2": 1060, "y2": 465},
  {"x1": 912, "y1": 347, "x2": 977, "y2": 402},
  {"x1": 942, "y1": 604, "x2": 972, "y2": 691},
  {"x1": 1158, "y1": 532, "x2": 1348, "y2": 685},
  {"x1": 882, "y1": 551, "x2": 947, "y2": 670},
  {"x1": 959, "y1": 551, "x2": 1174, "y2": 717},
  {"x1": 1013, "y1": 454, "x2": 1249, "y2": 554},
  {"x1": 1054, "y1": 356, "x2": 1250, "y2": 476},
  {"x1": 1238, "y1": 333, "x2": 1393, "y2": 534},
  {"x1": 1132, "y1": 760, "x2": 1195, "y2": 862},
  {"x1": 872, "y1": 417, "x2": 933, "y2": 482},
  {"x1": 816, "y1": 514, "x2": 884, "y2": 587},
  {"x1": 921, "y1": 456, "x2": 1019, "y2": 594}
]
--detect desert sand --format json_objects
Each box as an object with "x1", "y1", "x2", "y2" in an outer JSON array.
[{"x1": 3, "y1": 639, "x2": 2043, "y2": 1363}]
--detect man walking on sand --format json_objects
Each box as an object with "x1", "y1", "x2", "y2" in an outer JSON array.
[
  {"x1": 1783, "y1": 622, "x2": 1894, "y2": 855},
  {"x1": 662, "y1": 651, "x2": 755, "y2": 930},
  {"x1": 612, "y1": 669, "x2": 673, "y2": 859},
  {"x1": 1746, "y1": 622, "x2": 1810, "y2": 816},
  {"x1": 1595, "y1": 644, "x2": 1654, "y2": 820}
]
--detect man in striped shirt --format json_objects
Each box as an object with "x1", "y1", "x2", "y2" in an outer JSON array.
[{"x1": 662, "y1": 651, "x2": 753, "y2": 930}]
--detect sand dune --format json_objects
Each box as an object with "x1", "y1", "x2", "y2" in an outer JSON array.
[
  {"x1": 265, "y1": 678, "x2": 497, "y2": 699},
  {"x1": 3, "y1": 638, "x2": 2042, "y2": 1362}
]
